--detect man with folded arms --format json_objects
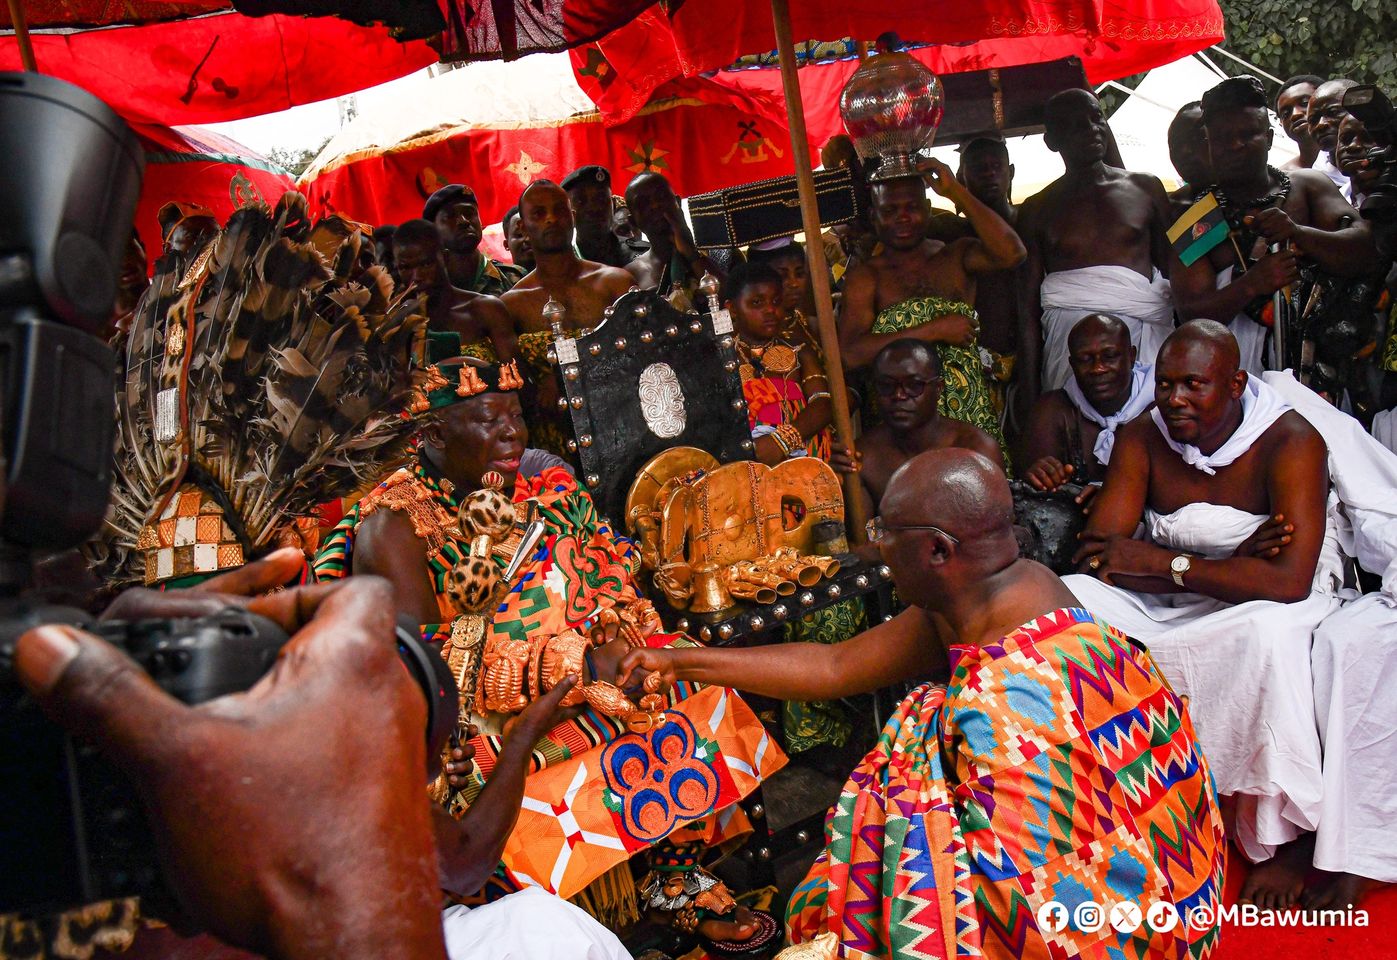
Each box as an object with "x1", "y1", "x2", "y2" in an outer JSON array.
[{"x1": 1066, "y1": 320, "x2": 1342, "y2": 909}]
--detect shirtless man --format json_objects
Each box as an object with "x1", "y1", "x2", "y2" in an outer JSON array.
[
  {"x1": 1021, "y1": 313, "x2": 1152, "y2": 489},
  {"x1": 423, "y1": 184, "x2": 524, "y2": 295},
  {"x1": 1020, "y1": 89, "x2": 1174, "y2": 392},
  {"x1": 838, "y1": 160, "x2": 1025, "y2": 449},
  {"x1": 957, "y1": 136, "x2": 1040, "y2": 433},
  {"x1": 623, "y1": 172, "x2": 720, "y2": 305},
  {"x1": 1171, "y1": 76, "x2": 1378, "y2": 375},
  {"x1": 502, "y1": 180, "x2": 635, "y2": 335},
  {"x1": 857, "y1": 339, "x2": 1003, "y2": 514},
  {"x1": 501, "y1": 180, "x2": 635, "y2": 456},
  {"x1": 1167, "y1": 101, "x2": 1209, "y2": 215},
  {"x1": 1307, "y1": 78, "x2": 1358, "y2": 192},
  {"x1": 392, "y1": 219, "x2": 515, "y2": 361},
  {"x1": 1067, "y1": 320, "x2": 1339, "y2": 910},
  {"x1": 1276, "y1": 75, "x2": 1325, "y2": 171}
]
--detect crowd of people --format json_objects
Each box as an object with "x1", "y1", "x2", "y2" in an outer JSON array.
[{"x1": 12, "y1": 64, "x2": 1397, "y2": 960}]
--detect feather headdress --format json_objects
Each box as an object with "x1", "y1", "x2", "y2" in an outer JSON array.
[{"x1": 91, "y1": 193, "x2": 432, "y2": 587}]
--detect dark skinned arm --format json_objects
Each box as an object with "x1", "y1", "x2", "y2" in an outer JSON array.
[
  {"x1": 1076, "y1": 416, "x2": 1330, "y2": 603},
  {"x1": 918, "y1": 157, "x2": 1024, "y2": 274},
  {"x1": 351, "y1": 509, "x2": 442, "y2": 624},
  {"x1": 1171, "y1": 245, "x2": 1299, "y2": 322},
  {"x1": 433, "y1": 678, "x2": 575, "y2": 898},
  {"x1": 836, "y1": 260, "x2": 976, "y2": 367},
  {"x1": 1250, "y1": 172, "x2": 1380, "y2": 277},
  {"x1": 1012, "y1": 262, "x2": 1042, "y2": 428},
  {"x1": 1018, "y1": 195, "x2": 1048, "y2": 362},
  {"x1": 1143, "y1": 175, "x2": 1174, "y2": 280},
  {"x1": 616, "y1": 606, "x2": 946, "y2": 701},
  {"x1": 477, "y1": 295, "x2": 517, "y2": 362},
  {"x1": 1019, "y1": 392, "x2": 1071, "y2": 486},
  {"x1": 1072, "y1": 416, "x2": 1155, "y2": 586}
]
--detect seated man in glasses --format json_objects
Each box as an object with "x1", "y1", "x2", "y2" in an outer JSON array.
[
  {"x1": 617, "y1": 448, "x2": 1224, "y2": 958},
  {"x1": 856, "y1": 338, "x2": 1004, "y2": 514}
]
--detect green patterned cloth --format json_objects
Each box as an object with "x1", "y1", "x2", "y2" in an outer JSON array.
[
  {"x1": 467, "y1": 256, "x2": 526, "y2": 296},
  {"x1": 781, "y1": 599, "x2": 864, "y2": 752},
  {"x1": 873, "y1": 296, "x2": 1008, "y2": 461}
]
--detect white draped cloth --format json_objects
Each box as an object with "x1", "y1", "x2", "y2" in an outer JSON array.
[
  {"x1": 443, "y1": 888, "x2": 632, "y2": 960},
  {"x1": 1064, "y1": 361, "x2": 1154, "y2": 465},
  {"x1": 1039, "y1": 265, "x2": 1174, "y2": 391},
  {"x1": 1064, "y1": 383, "x2": 1344, "y2": 862},
  {"x1": 1065, "y1": 503, "x2": 1343, "y2": 863},
  {"x1": 1151, "y1": 374, "x2": 1289, "y2": 475},
  {"x1": 1214, "y1": 266, "x2": 1269, "y2": 376},
  {"x1": 1264, "y1": 371, "x2": 1397, "y2": 882}
]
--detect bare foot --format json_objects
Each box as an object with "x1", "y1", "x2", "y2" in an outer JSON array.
[
  {"x1": 1301, "y1": 872, "x2": 1382, "y2": 911},
  {"x1": 697, "y1": 906, "x2": 759, "y2": 943},
  {"x1": 1238, "y1": 836, "x2": 1313, "y2": 911}
]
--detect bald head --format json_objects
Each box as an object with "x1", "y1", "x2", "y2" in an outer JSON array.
[
  {"x1": 517, "y1": 179, "x2": 574, "y2": 254},
  {"x1": 1068, "y1": 313, "x2": 1131, "y2": 354},
  {"x1": 1160, "y1": 319, "x2": 1240, "y2": 376},
  {"x1": 1044, "y1": 88, "x2": 1100, "y2": 131},
  {"x1": 883, "y1": 448, "x2": 1014, "y2": 546}
]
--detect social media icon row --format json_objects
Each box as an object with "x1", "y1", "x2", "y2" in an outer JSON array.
[{"x1": 1034, "y1": 900, "x2": 1181, "y2": 934}]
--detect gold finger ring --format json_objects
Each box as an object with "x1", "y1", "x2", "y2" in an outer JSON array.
[{"x1": 1089, "y1": 557, "x2": 1102, "y2": 570}]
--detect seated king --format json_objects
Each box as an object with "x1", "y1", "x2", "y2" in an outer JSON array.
[
  {"x1": 312, "y1": 337, "x2": 784, "y2": 947},
  {"x1": 1066, "y1": 320, "x2": 1343, "y2": 908}
]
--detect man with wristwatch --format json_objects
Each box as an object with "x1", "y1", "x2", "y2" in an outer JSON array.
[{"x1": 1065, "y1": 320, "x2": 1341, "y2": 912}]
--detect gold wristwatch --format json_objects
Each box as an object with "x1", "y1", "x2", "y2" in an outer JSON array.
[{"x1": 1170, "y1": 554, "x2": 1192, "y2": 587}]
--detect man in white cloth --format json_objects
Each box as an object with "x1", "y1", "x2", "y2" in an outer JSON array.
[
  {"x1": 1019, "y1": 89, "x2": 1175, "y2": 391},
  {"x1": 1066, "y1": 320, "x2": 1343, "y2": 911},
  {"x1": 1021, "y1": 313, "x2": 1154, "y2": 490},
  {"x1": 1259, "y1": 371, "x2": 1397, "y2": 910}
]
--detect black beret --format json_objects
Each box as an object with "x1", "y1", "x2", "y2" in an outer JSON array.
[
  {"x1": 1201, "y1": 76, "x2": 1268, "y2": 123},
  {"x1": 423, "y1": 184, "x2": 477, "y2": 222},
  {"x1": 560, "y1": 165, "x2": 611, "y2": 191}
]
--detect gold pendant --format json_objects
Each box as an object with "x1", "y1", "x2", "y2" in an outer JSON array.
[
  {"x1": 762, "y1": 343, "x2": 798, "y2": 376},
  {"x1": 164, "y1": 320, "x2": 185, "y2": 358}
]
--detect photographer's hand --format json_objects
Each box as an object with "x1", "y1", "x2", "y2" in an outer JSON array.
[{"x1": 13, "y1": 575, "x2": 448, "y2": 960}]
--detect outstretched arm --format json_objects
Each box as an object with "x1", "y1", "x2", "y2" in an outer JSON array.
[
  {"x1": 351, "y1": 509, "x2": 442, "y2": 625},
  {"x1": 479, "y1": 295, "x2": 517, "y2": 362},
  {"x1": 434, "y1": 679, "x2": 575, "y2": 897},
  {"x1": 616, "y1": 605, "x2": 945, "y2": 701}
]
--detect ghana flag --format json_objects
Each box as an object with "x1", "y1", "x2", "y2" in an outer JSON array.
[{"x1": 1168, "y1": 192, "x2": 1230, "y2": 266}]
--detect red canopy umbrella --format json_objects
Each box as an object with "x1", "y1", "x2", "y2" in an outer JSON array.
[
  {"x1": 130, "y1": 122, "x2": 297, "y2": 269},
  {"x1": 298, "y1": 56, "x2": 794, "y2": 229},
  {"x1": 572, "y1": 0, "x2": 1225, "y2": 123},
  {"x1": 0, "y1": 8, "x2": 438, "y2": 124}
]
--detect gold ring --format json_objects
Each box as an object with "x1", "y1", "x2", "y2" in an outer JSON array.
[{"x1": 1089, "y1": 556, "x2": 1102, "y2": 570}]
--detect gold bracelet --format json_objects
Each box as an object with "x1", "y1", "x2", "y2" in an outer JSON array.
[
  {"x1": 807, "y1": 390, "x2": 831, "y2": 401},
  {"x1": 768, "y1": 429, "x2": 791, "y2": 457},
  {"x1": 776, "y1": 422, "x2": 804, "y2": 455}
]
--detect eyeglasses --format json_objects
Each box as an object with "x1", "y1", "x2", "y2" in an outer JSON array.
[
  {"x1": 865, "y1": 516, "x2": 960, "y2": 544},
  {"x1": 873, "y1": 376, "x2": 940, "y2": 399}
]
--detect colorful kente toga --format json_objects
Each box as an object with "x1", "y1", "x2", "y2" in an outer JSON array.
[
  {"x1": 313, "y1": 459, "x2": 784, "y2": 910},
  {"x1": 786, "y1": 607, "x2": 1225, "y2": 959},
  {"x1": 873, "y1": 296, "x2": 1008, "y2": 463}
]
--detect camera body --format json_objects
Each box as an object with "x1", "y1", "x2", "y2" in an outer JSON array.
[
  {"x1": 1342, "y1": 84, "x2": 1397, "y2": 256},
  {"x1": 0, "y1": 610, "x2": 289, "y2": 914},
  {"x1": 0, "y1": 72, "x2": 458, "y2": 921}
]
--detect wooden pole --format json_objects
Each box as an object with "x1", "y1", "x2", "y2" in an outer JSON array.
[
  {"x1": 6, "y1": 0, "x2": 37, "y2": 72},
  {"x1": 771, "y1": 0, "x2": 867, "y2": 545}
]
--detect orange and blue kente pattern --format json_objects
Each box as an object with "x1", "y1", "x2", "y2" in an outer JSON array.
[{"x1": 786, "y1": 607, "x2": 1225, "y2": 959}]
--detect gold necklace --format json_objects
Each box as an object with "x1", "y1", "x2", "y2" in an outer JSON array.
[{"x1": 735, "y1": 335, "x2": 799, "y2": 381}]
